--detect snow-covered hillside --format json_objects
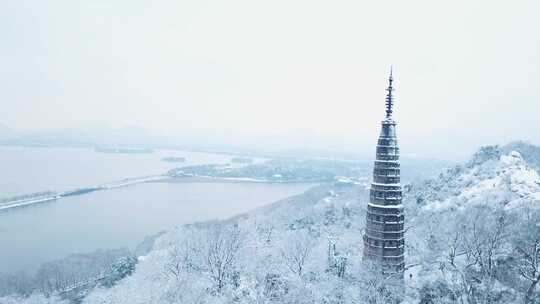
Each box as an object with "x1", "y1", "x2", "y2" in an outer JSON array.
[
  {"x1": 411, "y1": 149, "x2": 540, "y2": 213},
  {"x1": 80, "y1": 183, "x2": 378, "y2": 304},
  {"x1": 3, "y1": 143, "x2": 540, "y2": 304},
  {"x1": 79, "y1": 145, "x2": 540, "y2": 304},
  {"x1": 405, "y1": 145, "x2": 540, "y2": 304}
]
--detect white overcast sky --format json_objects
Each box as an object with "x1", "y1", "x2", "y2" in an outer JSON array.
[{"x1": 1, "y1": 0, "x2": 539, "y2": 159}]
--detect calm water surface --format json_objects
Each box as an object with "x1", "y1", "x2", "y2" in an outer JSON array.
[
  {"x1": 0, "y1": 146, "x2": 244, "y2": 198},
  {"x1": 0, "y1": 146, "x2": 312, "y2": 274}
]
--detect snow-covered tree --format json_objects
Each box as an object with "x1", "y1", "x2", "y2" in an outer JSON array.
[
  {"x1": 280, "y1": 230, "x2": 315, "y2": 277},
  {"x1": 204, "y1": 223, "x2": 243, "y2": 293},
  {"x1": 510, "y1": 207, "x2": 540, "y2": 304}
]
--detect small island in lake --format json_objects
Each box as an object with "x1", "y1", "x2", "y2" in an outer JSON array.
[
  {"x1": 94, "y1": 146, "x2": 154, "y2": 154},
  {"x1": 162, "y1": 156, "x2": 186, "y2": 163},
  {"x1": 167, "y1": 158, "x2": 362, "y2": 183},
  {"x1": 230, "y1": 157, "x2": 253, "y2": 164}
]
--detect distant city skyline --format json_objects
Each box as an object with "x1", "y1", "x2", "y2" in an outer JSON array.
[{"x1": 1, "y1": 0, "x2": 539, "y2": 160}]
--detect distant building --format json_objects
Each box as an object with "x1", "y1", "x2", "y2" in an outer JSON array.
[{"x1": 363, "y1": 69, "x2": 405, "y2": 276}]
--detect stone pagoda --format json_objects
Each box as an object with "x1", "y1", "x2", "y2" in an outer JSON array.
[{"x1": 362, "y1": 69, "x2": 405, "y2": 276}]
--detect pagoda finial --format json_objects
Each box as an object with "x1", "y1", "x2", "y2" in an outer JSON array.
[{"x1": 385, "y1": 66, "x2": 394, "y2": 119}]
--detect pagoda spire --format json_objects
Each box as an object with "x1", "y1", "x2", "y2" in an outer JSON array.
[
  {"x1": 385, "y1": 67, "x2": 394, "y2": 119},
  {"x1": 363, "y1": 70, "x2": 405, "y2": 277}
]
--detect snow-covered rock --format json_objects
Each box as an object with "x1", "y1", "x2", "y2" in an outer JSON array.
[{"x1": 411, "y1": 150, "x2": 540, "y2": 213}]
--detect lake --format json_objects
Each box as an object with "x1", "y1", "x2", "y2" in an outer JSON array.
[
  {"x1": 0, "y1": 146, "x2": 250, "y2": 198},
  {"x1": 0, "y1": 146, "x2": 312, "y2": 274}
]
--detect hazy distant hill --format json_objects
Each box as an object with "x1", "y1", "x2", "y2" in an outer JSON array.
[{"x1": 0, "y1": 123, "x2": 13, "y2": 138}]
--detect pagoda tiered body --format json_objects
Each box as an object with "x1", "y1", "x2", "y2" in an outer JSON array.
[{"x1": 363, "y1": 71, "x2": 405, "y2": 275}]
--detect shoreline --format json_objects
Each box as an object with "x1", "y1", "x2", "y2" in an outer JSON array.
[
  {"x1": 0, "y1": 179, "x2": 318, "y2": 276},
  {"x1": 154, "y1": 175, "x2": 328, "y2": 184}
]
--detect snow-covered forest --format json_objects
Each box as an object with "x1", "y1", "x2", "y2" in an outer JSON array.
[{"x1": 2, "y1": 142, "x2": 540, "y2": 304}]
